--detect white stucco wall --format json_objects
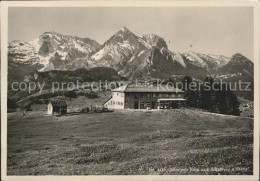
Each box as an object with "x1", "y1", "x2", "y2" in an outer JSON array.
[
  {"x1": 104, "y1": 98, "x2": 113, "y2": 109},
  {"x1": 47, "y1": 103, "x2": 53, "y2": 115},
  {"x1": 112, "y1": 92, "x2": 125, "y2": 109},
  {"x1": 104, "y1": 92, "x2": 125, "y2": 109}
]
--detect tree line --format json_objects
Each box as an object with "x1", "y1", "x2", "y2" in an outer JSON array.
[{"x1": 180, "y1": 76, "x2": 240, "y2": 116}]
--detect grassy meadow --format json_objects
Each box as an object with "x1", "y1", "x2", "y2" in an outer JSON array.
[{"x1": 7, "y1": 109, "x2": 253, "y2": 175}]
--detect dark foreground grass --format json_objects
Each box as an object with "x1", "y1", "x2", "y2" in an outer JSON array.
[{"x1": 7, "y1": 109, "x2": 253, "y2": 175}]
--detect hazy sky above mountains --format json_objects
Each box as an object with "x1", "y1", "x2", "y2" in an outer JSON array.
[{"x1": 9, "y1": 7, "x2": 254, "y2": 60}]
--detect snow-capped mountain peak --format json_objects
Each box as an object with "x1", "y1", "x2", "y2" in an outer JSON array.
[
  {"x1": 8, "y1": 28, "x2": 253, "y2": 81},
  {"x1": 8, "y1": 31, "x2": 101, "y2": 72},
  {"x1": 120, "y1": 27, "x2": 131, "y2": 32}
]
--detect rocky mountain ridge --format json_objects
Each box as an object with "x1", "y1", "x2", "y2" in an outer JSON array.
[{"x1": 8, "y1": 27, "x2": 253, "y2": 81}]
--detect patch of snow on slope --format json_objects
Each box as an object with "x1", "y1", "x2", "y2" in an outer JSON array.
[
  {"x1": 38, "y1": 56, "x2": 51, "y2": 66},
  {"x1": 118, "y1": 40, "x2": 132, "y2": 49},
  {"x1": 54, "y1": 34, "x2": 62, "y2": 41},
  {"x1": 38, "y1": 50, "x2": 66, "y2": 68},
  {"x1": 56, "y1": 50, "x2": 67, "y2": 60},
  {"x1": 137, "y1": 37, "x2": 152, "y2": 49},
  {"x1": 172, "y1": 52, "x2": 186, "y2": 67},
  {"x1": 129, "y1": 55, "x2": 135, "y2": 62},
  {"x1": 184, "y1": 51, "x2": 207, "y2": 68},
  {"x1": 138, "y1": 50, "x2": 145, "y2": 57},
  {"x1": 73, "y1": 40, "x2": 86, "y2": 52},
  {"x1": 44, "y1": 33, "x2": 53, "y2": 38},
  {"x1": 195, "y1": 53, "x2": 231, "y2": 70},
  {"x1": 28, "y1": 38, "x2": 40, "y2": 52},
  {"x1": 91, "y1": 48, "x2": 106, "y2": 61},
  {"x1": 207, "y1": 54, "x2": 230, "y2": 66}
]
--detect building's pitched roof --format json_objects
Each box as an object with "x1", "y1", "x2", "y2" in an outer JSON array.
[
  {"x1": 103, "y1": 96, "x2": 112, "y2": 105},
  {"x1": 112, "y1": 83, "x2": 183, "y2": 93},
  {"x1": 50, "y1": 100, "x2": 67, "y2": 107},
  {"x1": 111, "y1": 84, "x2": 128, "y2": 92}
]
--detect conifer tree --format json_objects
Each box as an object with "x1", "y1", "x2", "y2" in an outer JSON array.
[
  {"x1": 182, "y1": 76, "x2": 199, "y2": 108},
  {"x1": 226, "y1": 87, "x2": 241, "y2": 116},
  {"x1": 200, "y1": 76, "x2": 214, "y2": 110}
]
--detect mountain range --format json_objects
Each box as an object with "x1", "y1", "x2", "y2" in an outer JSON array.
[{"x1": 8, "y1": 27, "x2": 253, "y2": 85}]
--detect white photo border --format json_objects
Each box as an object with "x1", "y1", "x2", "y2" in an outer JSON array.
[{"x1": 1, "y1": 1, "x2": 259, "y2": 181}]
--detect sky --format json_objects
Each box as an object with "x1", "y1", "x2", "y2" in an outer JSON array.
[{"x1": 8, "y1": 7, "x2": 254, "y2": 60}]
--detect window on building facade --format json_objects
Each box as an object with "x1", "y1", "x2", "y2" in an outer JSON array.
[
  {"x1": 140, "y1": 102, "x2": 145, "y2": 109},
  {"x1": 146, "y1": 102, "x2": 151, "y2": 107}
]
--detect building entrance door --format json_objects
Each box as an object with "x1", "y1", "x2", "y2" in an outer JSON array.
[
  {"x1": 171, "y1": 101, "x2": 178, "y2": 108},
  {"x1": 134, "y1": 101, "x2": 139, "y2": 109},
  {"x1": 151, "y1": 101, "x2": 156, "y2": 109}
]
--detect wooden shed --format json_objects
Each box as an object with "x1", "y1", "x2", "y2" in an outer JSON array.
[{"x1": 47, "y1": 100, "x2": 67, "y2": 116}]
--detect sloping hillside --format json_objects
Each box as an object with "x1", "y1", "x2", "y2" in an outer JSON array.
[{"x1": 8, "y1": 67, "x2": 126, "y2": 103}]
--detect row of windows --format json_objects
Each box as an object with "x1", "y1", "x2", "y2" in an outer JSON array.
[
  {"x1": 127, "y1": 93, "x2": 182, "y2": 98},
  {"x1": 112, "y1": 92, "x2": 124, "y2": 97},
  {"x1": 140, "y1": 101, "x2": 152, "y2": 109},
  {"x1": 107, "y1": 101, "x2": 124, "y2": 106}
]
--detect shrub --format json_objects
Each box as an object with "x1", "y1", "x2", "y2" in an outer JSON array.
[
  {"x1": 85, "y1": 91, "x2": 98, "y2": 99},
  {"x1": 64, "y1": 91, "x2": 77, "y2": 98}
]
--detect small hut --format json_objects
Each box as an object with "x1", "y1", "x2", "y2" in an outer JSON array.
[{"x1": 47, "y1": 100, "x2": 67, "y2": 116}]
